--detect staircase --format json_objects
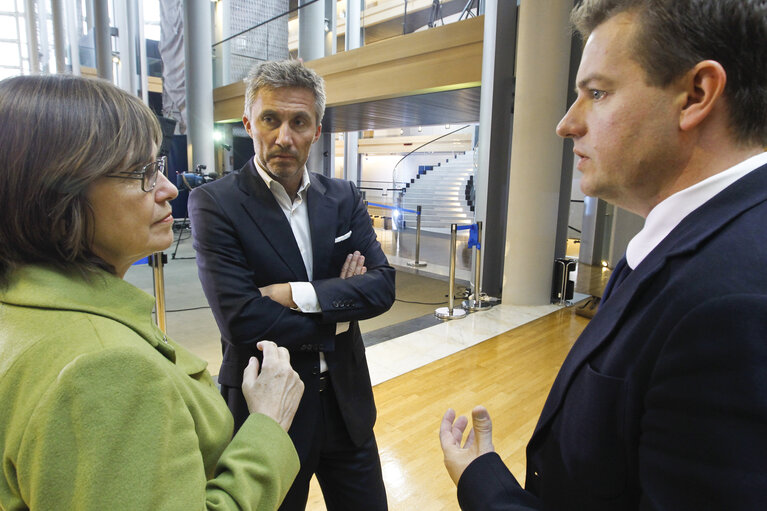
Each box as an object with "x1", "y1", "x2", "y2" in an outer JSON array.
[{"x1": 400, "y1": 153, "x2": 475, "y2": 233}]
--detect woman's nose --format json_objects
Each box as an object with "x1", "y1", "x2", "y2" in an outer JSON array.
[{"x1": 155, "y1": 171, "x2": 178, "y2": 201}]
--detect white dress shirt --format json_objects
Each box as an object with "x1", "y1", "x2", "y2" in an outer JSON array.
[
  {"x1": 626, "y1": 151, "x2": 767, "y2": 269},
  {"x1": 255, "y1": 164, "x2": 330, "y2": 371}
]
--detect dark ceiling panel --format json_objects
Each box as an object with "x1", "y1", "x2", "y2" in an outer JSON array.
[{"x1": 322, "y1": 87, "x2": 481, "y2": 132}]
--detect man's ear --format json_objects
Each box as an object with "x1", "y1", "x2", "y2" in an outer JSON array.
[
  {"x1": 313, "y1": 122, "x2": 322, "y2": 144},
  {"x1": 242, "y1": 114, "x2": 252, "y2": 138},
  {"x1": 679, "y1": 60, "x2": 727, "y2": 132}
]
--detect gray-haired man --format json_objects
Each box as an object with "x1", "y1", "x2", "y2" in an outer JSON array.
[{"x1": 190, "y1": 59, "x2": 394, "y2": 511}]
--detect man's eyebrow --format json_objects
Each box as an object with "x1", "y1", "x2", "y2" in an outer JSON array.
[{"x1": 575, "y1": 73, "x2": 615, "y2": 91}]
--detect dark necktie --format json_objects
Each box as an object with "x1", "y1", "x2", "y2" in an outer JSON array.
[{"x1": 601, "y1": 257, "x2": 632, "y2": 304}]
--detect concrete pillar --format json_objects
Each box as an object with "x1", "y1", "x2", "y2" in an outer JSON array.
[
  {"x1": 136, "y1": 0, "x2": 149, "y2": 104},
  {"x1": 300, "y1": 0, "x2": 331, "y2": 176},
  {"x1": 345, "y1": 0, "x2": 363, "y2": 50},
  {"x1": 24, "y1": 0, "x2": 40, "y2": 74},
  {"x1": 93, "y1": 0, "x2": 112, "y2": 80},
  {"x1": 299, "y1": 0, "x2": 324, "y2": 61},
  {"x1": 84, "y1": 0, "x2": 93, "y2": 32},
  {"x1": 344, "y1": 132, "x2": 360, "y2": 185},
  {"x1": 213, "y1": 0, "x2": 229, "y2": 88},
  {"x1": 325, "y1": 0, "x2": 337, "y2": 56},
  {"x1": 65, "y1": 0, "x2": 82, "y2": 75},
  {"x1": 183, "y1": 0, "x2": 215, "y2": 173},
  {"x1": 502, "y1": 0, "x2": 573, "y2": 304},
  {"x1": 114, "y1": 0, "x2": 136, "y2": 94},
  {"x1": 37, "y1": 0, "x2": 50, "y2": 73},
  {"x1": 473, "y1": 0, "x2": 517, "y2": 298},
  {"x1": 51, "y1": 0, "x2": 67, "y2": 73},
  {"x1": 125, "y1": 0, "x2": 142, "y2": 96},
  {"x1": 342, "y1": 0, "x2": 362, "y2": 183}
]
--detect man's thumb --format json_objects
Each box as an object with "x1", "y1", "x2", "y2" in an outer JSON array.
[{"x1": 472, "y1": 406, "x2": 494, "y2": 453}]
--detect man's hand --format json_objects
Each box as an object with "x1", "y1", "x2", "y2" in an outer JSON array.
[
  {"x1": 258, "y1": 282, "x2": 297, "y2": 308},
  {"x1": 340, "y1": 251, "x2": 367, "y2": 279},
  {"x1": 241, "y1": 341, "x2": 305, "y2": 432},
  {"x1": 440, "y1": 406, "x2": 496, "y2": 485}
]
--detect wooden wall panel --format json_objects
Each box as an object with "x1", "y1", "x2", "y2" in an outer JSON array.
[{"x1": 214, "y1": 16, "x2": 484, "y2": 123}]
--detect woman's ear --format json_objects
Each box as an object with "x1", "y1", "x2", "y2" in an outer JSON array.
[{"x1": 679, "y1": 60, "x2": 727, "y2": 132}]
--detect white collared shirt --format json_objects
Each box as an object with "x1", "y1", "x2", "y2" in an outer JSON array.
[
  {"x1": 254, "y1": 163, "x2": 320, "y2": 310},
  {"x1": 255, "y1": 163, "x2": 333, "y2": 372},
  {"x1": 626, "y1": 151, "x2": 767, "y2": 269}
]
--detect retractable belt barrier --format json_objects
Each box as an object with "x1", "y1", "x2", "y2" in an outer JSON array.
[{"x1": 364, "y1": 202, "x2": 427, "y2": 268}]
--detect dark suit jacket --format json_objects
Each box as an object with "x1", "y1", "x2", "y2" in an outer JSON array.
[
  {"x1": 457, "y1": 163, "x2": 767, "y2": 510},
  {"x1": 188, "y1": 159, "x2": 395, "y2": 456}
]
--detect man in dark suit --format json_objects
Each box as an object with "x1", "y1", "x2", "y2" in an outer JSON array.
[
  {"x1": 189, "y1": 60, "x2": 394, "y2": 511},
  {"x1": 441, "y1": 0, "x2": 767, "y2": 509}
]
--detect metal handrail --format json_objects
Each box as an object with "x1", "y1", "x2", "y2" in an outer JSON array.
[{"x1": 391, "y1": 124, "x2": 473, "y2": 227}]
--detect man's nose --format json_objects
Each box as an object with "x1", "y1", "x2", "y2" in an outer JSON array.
[
  {"x1": 275, "y1": 122, "x2": 293, "y2": 147},
  {"x1": 556, "y1": 101, "x2": 584, "y2": 139}
]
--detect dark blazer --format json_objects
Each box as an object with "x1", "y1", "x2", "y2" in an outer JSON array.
[
  {"x1": 188, "y1": 159, "x2": 395, "y2": 456},
  {"x1": 457, "y1": 163, "x2": 767, "y2": 510}
]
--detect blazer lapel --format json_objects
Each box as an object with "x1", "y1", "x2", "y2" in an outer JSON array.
[
  {"x1": 529, "y1": 163, "x2": 767, "y2": 445},
  {"x1": 307, "y1": 173, "x2": 338, "y2": 280},
  {"x1": 238, "y1": 160, "x2": 308, "y2": 281}
]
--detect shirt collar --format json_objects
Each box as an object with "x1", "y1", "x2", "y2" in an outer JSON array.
[
  {"x1": 626, "y1": 151, "x2": 767, "y2": 269},
  {"x1": 254, "y1": 160, "x2": 311, "y2": 202}
]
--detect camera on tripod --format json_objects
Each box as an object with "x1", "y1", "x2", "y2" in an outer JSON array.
[{"x1": 177, "y1": 164, "x2": 218, "y2": 190}]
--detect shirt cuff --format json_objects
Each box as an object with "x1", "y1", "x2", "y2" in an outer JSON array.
[{"x1": 289, "y1": 282, "x2": 321, "y2": 313}]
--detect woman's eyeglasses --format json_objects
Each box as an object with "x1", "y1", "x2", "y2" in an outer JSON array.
[{"x1": 106, "y1": 156, "x2": 167, "y2": 192}]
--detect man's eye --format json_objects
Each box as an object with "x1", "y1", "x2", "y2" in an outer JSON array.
[{"x1": 591, "y1": 90, "x2": 607, "y2": 100}]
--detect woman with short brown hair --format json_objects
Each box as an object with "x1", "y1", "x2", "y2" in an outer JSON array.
[{"x1": 0, "y1": 74, "x2": 303, "y2": 510}]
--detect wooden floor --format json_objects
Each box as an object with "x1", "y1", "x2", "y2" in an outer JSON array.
[{"x1": 306, "y1": 302, "x2": 592, "y2": 510}]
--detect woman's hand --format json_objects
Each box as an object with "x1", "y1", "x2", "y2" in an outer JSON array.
[{"x1": 241, "y1": 341, "x2": 304, "y2": 431}]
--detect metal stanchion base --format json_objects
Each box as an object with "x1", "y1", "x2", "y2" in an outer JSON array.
[
  {"x1": 462, "y1": 299, "x2": 487, "y2": 312},
  {"x1": 407, "y1": 261, "x2": 428, "y2": 267},
  {"x1": 435, "y1": 306, "x2": 467, "y2": 320},
  {"x1": 462, "y1": 294, "x2": 500, "y2": 312}
]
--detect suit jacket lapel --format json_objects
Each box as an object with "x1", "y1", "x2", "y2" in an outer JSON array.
[
  {"x1": 238, "y1": 159, "x2": 308, "y2": 281},
  {"x1": 307, "y1": 173, "x2": 338, "y2": 280},
  {"x1": 529, "y1": 163, "x2": 767, "y2": 445}
]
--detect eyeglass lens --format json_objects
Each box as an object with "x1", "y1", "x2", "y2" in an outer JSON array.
[{"x1": 143, "y1": 157, "x2": 165, "y2": 192}]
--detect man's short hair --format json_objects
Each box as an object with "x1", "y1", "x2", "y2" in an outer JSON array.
[
  {"x1": 244, "y1": 59, "x2": 326, "y2": 126},
  {"x1": 0, "y1": 74, "x2": 161, "y2": 286},
  {"x1": 571, "y1": 0, "x2": 767, "y2": 147}
]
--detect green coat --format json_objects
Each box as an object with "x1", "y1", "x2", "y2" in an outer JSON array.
[{"x1": 0, "y1": 265, "x2": 299, "y2": 510}]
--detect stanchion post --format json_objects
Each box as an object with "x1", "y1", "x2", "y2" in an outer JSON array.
[
  {"x1": 150, "y1": 252, "x2": 167, "y2": 334},
  {"x1": 407, "y1": 204, "x2": 427, "y2": 267},
  {"x1": 463, "y1": 221, "x2": 488, "y2": 312},
  {"x1": 435, "y1": 224, "x2": 466, "y2": 320}
]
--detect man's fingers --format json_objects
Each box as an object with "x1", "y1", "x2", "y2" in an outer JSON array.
[
  {"x1": 339, "y1": 251, "x2": 366, "y2": 278},
  {"x1": 440, "y1": 408, "x2": 468, "y2": 447},
  {"x1": 347, "y1": 251, "x2": 361, "y2": 275},
  {"x1": 440, "y1": 408, "x2": 458, "y2": 447},
  {"x1": 340, "y1": 253, "x2": 353, "y2": 278}
]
